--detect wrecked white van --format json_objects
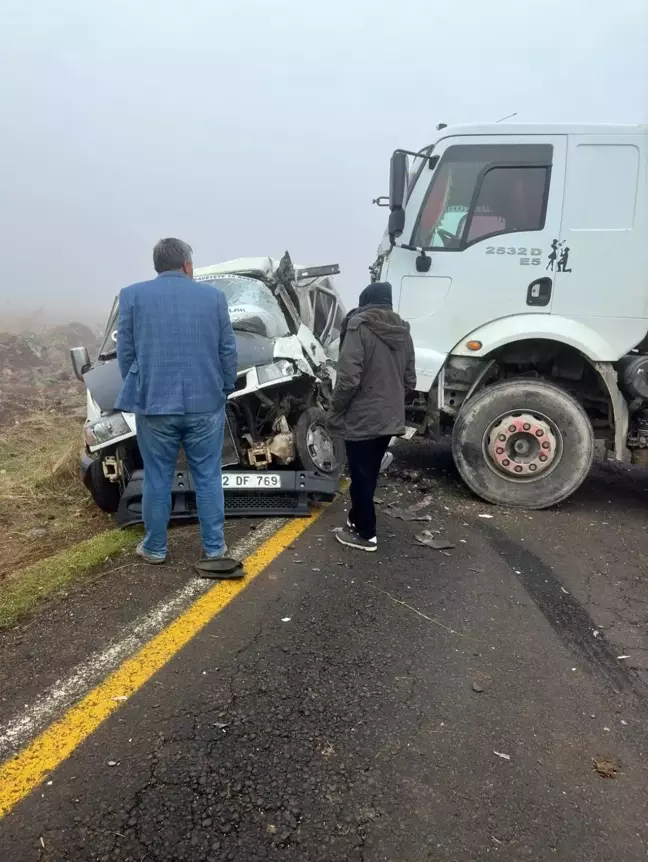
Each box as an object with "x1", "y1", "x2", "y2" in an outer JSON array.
[{"x1": 70, "y1": 253, "x2": 346, "y2": 525}]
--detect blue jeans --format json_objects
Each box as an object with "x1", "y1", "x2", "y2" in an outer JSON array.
[{"x1": 136, "y1": 411, "x2": 226, "y2": 560}]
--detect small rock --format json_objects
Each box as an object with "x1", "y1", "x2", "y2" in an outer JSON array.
[{"x1": 472, "y1": 682, "x2": 483, "y2": 693}]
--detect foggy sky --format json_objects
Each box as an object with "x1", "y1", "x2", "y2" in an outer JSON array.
[{"x1": 1, "y1": 0, "x2": 646, "y2": 326}]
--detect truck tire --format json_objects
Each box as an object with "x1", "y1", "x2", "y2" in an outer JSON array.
[
  {"x1": 452, "y1": 379, "x2": 594, "y2": 509},
  {"x1": 85, "y1": 458, "x2": 121, "y2": 514},
  {"x1": 295, "y1": 407, "x2": 345, "y2": 479}
]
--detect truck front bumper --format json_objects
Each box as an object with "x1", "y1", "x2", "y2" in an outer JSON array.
[{"x1": 116, "y1": 468, "x2": 339, "y2": 528}]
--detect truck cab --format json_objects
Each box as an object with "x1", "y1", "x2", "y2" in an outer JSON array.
[{"x1": 374, "y1": 123, "x2": 648, "y2": 508}]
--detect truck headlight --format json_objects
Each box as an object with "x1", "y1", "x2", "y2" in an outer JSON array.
[
  {"x1": 84, "y1": 412, "x2": 131, "y2": 447},
  {"x1": 257, "y1": 360, "x2": 295, "y2": 385}
]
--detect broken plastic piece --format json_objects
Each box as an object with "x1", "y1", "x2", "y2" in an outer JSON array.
[
  {"x1": 415, "y1": 530, "x2": 455, "y2": 551},
  {"x1": 385, "y1": 506, "x2": 432, "y2": 522},
  {"x1": 194, "y1": 557, "x2": 244, "y2": 579}
]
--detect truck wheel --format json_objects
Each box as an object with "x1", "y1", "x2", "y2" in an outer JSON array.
[
  {"x1": 85, "y1": 458, "x2": 121, "y2": 514},
  {"x1": 295, "y1": 407, "x2": 345, "y2": 479},
  {"x1": 452, "y1": 379, "x2": 594, "y2": 509}
]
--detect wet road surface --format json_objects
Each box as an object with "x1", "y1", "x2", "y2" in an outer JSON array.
[{"x1": 1, "y1": 443, "x2": 648, "y2": 861}]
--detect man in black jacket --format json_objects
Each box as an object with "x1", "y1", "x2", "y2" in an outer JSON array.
[{"x1": 329, "y1": 282, "x2": 416, "y2": 551}]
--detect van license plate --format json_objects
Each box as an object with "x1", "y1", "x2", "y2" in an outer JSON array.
[{"x1": 222, "y1": 473, "x2": 281, "y2": 489}]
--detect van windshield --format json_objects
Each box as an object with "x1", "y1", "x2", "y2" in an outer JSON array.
[
  {"x1": 99, "y1": 275, "x2": 290, "y2": 358},
  {"x1": 195, "y1": 275, "x2": 290, "y2": 339}
]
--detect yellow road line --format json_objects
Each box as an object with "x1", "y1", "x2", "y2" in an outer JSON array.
[{"x1": 0, "y1": 511, "x2": 324, "y2": 819}]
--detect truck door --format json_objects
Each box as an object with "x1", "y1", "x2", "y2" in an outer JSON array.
[
  {"x1": 552, "y1": 134, "x2": 647, "y2": 342},
  {"x1": 390, "y1": 135, "x2": 567, "y2": 390}
]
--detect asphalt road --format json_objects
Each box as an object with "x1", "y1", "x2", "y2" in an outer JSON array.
[{"x1": 1, "y1": 442, "x2": 648, "y2": 861}]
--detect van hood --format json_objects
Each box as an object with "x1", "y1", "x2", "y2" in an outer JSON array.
[{"x1": 84, "y1": 331, "x2": 277, "y2": 413}]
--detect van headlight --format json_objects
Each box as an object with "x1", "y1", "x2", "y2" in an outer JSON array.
[
  {"x1": 84, "y1": 412, "x2": 131, "y2": 447},
  {"x1": 256, "y1": 360, "x2": 295, "y2": 385}
]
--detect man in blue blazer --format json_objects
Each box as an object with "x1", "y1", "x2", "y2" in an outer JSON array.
[{"x1": 116, "y1": 238, "x2": 237, "y2": 566}]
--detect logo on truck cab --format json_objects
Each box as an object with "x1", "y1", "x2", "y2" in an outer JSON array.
[{"x1": 485, "y1": 246, "x2": 543, "y2": 266}]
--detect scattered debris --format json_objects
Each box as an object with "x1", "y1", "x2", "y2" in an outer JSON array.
[
  {"x1": 560, "y1": 586, "x2": 569, "y2": 594},
  {"x1": 478, "y1": 514, "x2": 494, "y2": 519},
  {"x1": 398, "y1": 468, "x2": 423, "y2": 483},
  {"x1": 493, "y1": 750, "x2": 511, "y2": 761},
  {"x1": 472, "y1": 682, "x2": 484, "y2": 693},
  {"x1": 409, "y1": 495, "x2": 435, "y2": 513},
  {"x1": 212, "y1": 721, "x2": 229, "y2": 730},
  {"x1": 617, "y1": 655, "x2": 630, "y2": 660},
  {"x1": 593, "y1": 630, "x2": 600, "y2": 638},
  {"x1": 415, "y1": 530, "x2": 455, "y2": 551},
  {"x1": 281, "y1": 617, "x2": 291, "y2": 623},
  {"x1": 107, "y1": 760, "x2": 118, "y2": 767},
  {"x1": 112, "y1": 695, "x2": 128, "y2": 703},
  {"x1": 385, "y1": 505, "x2": 432, "y2": 523},
  {"x1": 592, "y1": 756, "x2": 618, "y2": 779},
  {"x1": 469, "y1": 567, "x2": 484, "y2": 574},
  {"x1": 321, "y1": 742, "x2": 335, "y2": 758}
]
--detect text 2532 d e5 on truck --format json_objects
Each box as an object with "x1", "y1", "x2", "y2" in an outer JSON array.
[
  {"x1": 372, "y1": 122, "x2": 648, "y2": 508},
  {"x1": 70, "y1": 253, "x2": 346, "y2": 525}
]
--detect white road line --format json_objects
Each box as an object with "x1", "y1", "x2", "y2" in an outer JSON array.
[{"x1": 0, "y1": 519, "x2": 283, "y2": 759}]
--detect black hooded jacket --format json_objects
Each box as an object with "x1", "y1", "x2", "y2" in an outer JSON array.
[{"x1": 330, "y1": 287, "x2": 416, "y2": 440}]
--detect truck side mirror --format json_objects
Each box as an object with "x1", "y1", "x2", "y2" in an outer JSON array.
[
  {"x1": 415, "y1": 251, "x2": 431, "y2": 273},
  {"x1": 389, "y1": 151, "x2": 408, "y2": 210},
  {"x1": 70, "y1": 346, "x2": 91, "y2": 381},
  {"x1": 388, "y1": 151, "x2": 409, "y2": 240}
]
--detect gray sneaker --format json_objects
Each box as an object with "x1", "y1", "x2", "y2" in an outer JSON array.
[
  {"x1": 136, "y1": 541, "x2": 166, "y2": 565},
  {"x1": 335, "y1": 527, "x2": 377, "y2": 552},
  {"x1": 204, "y1": 545, "x2": 228, "y2": 561}
]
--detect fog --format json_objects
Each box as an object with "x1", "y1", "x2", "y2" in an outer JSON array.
[{"x1": 1, "y1": 0, "x2": 646, "y2": 327}]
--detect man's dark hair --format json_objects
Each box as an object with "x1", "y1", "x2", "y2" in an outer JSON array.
[{"x1": 153, "y1": 238, "x2": 193, "y2": 273}]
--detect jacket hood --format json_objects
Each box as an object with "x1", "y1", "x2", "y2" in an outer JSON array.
[{"x1": 348, "y1": 306, "x2": 411, "y2": 349}]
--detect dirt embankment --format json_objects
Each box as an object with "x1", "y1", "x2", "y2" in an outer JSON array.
[
  {"x1": 0, "y1": 322, "x2": 99, "y2": 426},
  {"x1": 0, "y1": 323, "x2": 111, "y2": 579}
]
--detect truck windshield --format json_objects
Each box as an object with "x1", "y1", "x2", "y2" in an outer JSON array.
[{"x1": 100, "y1": 275, "x2": 290, "y2": 358}]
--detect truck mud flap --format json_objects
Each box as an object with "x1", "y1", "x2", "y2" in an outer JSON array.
[{"x1": 116, "y1": 469, "x2": 339, "y2": 528}]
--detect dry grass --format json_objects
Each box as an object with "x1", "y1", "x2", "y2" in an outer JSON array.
[
  {"x1": 0, "y1": 529, "x2": 141, "y2": 629},
  {"x1": 0, "y1": 411, "x2": 114, "y2": 578}
]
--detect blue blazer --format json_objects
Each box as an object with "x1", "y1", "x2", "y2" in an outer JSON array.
[{"x1": 115, "y1": 271, "x2": 237, "y2": 415}]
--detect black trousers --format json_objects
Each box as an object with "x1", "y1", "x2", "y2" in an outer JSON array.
[{"x1": 345, "y1": 436, "x2": 391, "y2": 540}]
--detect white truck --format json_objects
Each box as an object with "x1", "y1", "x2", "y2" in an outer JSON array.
[{"x1": 372, "y1": 122, "x2": 647, "y2": 508}]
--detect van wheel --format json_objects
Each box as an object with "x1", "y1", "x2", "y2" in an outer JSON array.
[
  {"x1": 452, "y1": 379, "x2": 594, "y2": 509},
  {"x1": 85, "y1": 458, "x2": 121, "y2": 514},
  {"x1": 295, "y1": 407, "x2": 345, "y2": 479}
]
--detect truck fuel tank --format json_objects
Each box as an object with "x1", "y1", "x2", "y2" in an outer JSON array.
[{"x1": 617, "y1": 354, "x2": 648, "y2": 401}]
